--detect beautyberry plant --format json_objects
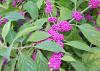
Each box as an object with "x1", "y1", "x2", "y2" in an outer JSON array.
[{"x1": 0, "y1": 0, "x2": 100, "y2": 71}]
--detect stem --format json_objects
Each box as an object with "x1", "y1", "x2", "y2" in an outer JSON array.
[
  {"x1": 49, "y1": 13, "x2": 56, "y2": 24},
  {"x1": 0, "y1": 63, "x2": 2, "y2": 71},
  {"x1": 69, "y1": 6, "x2": 91, "y2": 23},
  {"x1": 74, "y1": 2, "x2": 77, "y2": 11},
  {"x1": 1, "y1": 43, "x2": 34, "y2": 50},
  {"x1": 50, "y1": 68, "x2": 53, "y2": 71},
  {"x1": 0, "y1": 59, "x2": 3, "y2": 71},
  {"x1": 69, "y1": 18, "x2": 75, "y2": 23},
  {"x1": 10, "y1": 39, "x2": 15, "y2": 48},
  {"x1": 90, "y1": 44, "x2": 93, "y2": 48},
  {"x1": 81, "y1": 6, "x2": 91, "y2": 14},
  {"x1": 5, "y1": 4, "x2": 91, "y2": 51},
  {"x1": 0, "y1": 4, "x2": 7, "y2": 9}
]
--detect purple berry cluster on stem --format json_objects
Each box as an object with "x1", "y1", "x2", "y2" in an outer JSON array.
[
  {"x1": 72, "y1": 11, "x2": 83, "y2": 21},
  {"x1": 45, "y1": 0, "x2": 53, "y2": 14},
  {"x1": 85, "y1": 12, "x2": 93, "y2": 21},
  {"x1": 33, "y1": 0, "x2": 100, "y2": 70},
  {"x1": 45, "y1": 0, "x2": 73, "y2": 69},
  {"x1": 47, "y1": 0, "x2": 100, "y2": 70},
  {"x1": 48, "y1": 53, "x2": 63, "y2": 70},
  {"x1": 47, "y1": 20, "x2": 73, "y2": 70},
  {"x1": 89, "y1": 0, "x2": 100, "y2": 8},
  {"x1": 48, "y1": 17, "x2": 58, "y2": 23}
]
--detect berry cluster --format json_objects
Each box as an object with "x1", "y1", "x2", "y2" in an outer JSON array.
[
  {"x1": 48, "y1": 17, "x2": 58, "y2": 23},
  {"x1": 32, "y1": 0, "x2": 100, "y2": 70},
  {"x1": 48, "y1": 53, "x2": 63, "y2": 70},
  {"x1": 72, "y1": 11, "x2": 83, "y2": 21},
  {"x1": 47, "y1": 20, "x2": 73, "y2": 70},
  {"x1": 72, "y1": 0, "x2": 100, "y2": 21},
  {"x1": 85, "y1": 12, "x2": 93, "y2": 21},
  {"x1": 45, "y1": 0, "x2": 74, "y2": 67},
  {"x1": 45, "y1": 0, "x2": 53, "y2": 14},
  {"x1": 89, "y1": 0, "x2": 100, "y2": 8},
  {"x1": 45, "y1": 0, "x2": 100, "y2": 70}
]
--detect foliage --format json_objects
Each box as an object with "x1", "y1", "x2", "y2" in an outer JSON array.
[{"x1": 0, "y1": 0, "x2": 100, "y2": 71}]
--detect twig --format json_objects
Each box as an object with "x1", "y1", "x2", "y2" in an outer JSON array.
[{"x1": 69, "y1": 6, "x2": 91, "y2": 23}]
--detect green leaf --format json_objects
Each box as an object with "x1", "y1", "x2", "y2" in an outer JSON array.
[
  {"x1": 62, "y1": 54, "x2": 76, "y2": 62},
  {"x1": 58, "y1": 0, "x2": 72, "y2": 9},
  {"x1": 71, "y1": 60, "x2": 87, "y2": 71},
  {"x1": 2, "y1": 21, "x2": 11, "y2": 41},
  {"x1": 19, "y1": 23, "x2": 32, "y2": 31},
  {"x1": 32, "y1": 0, "x2": 37, "y2": 2},
  {"x1": 66, "y1": 28, "x2": 82, "y2": 41},
  {"x1": 91, "y1": 47, "x2": 100, "y2": 52},
  {"x1": 78, "y1": 24, "x2": 100, "y2": 47},
  {"x1": 13, "y1": 26, "x2": 41, "y2": 44},
  {"x1": 23, "y1": 1, "x2": 38, "y2": 20},
  {"x1": 5, "y1": 0, "x2": 13, "y2": 8},
  {"x1": 35, "y1": 40, "x2": 65, "y2": 52},
  {"x1": 5, "y1": 12, "x2": 24, "y2": 21},
  {"x1": 17, "y1": 52, "x2": 37, "y2": 71},
  {"x1": 33, "y1": 18, "x2": 47, "y2": 27},
  {"x1": 96, "y1": 15, "x2": 100, "y2": 27},
  {"x1": 65, "y1": 41, "x2": 95, "y2": 52},
  {"x1": 36, "y1": 50, "x2": 49, "y2": 71},
  {"x1": 70, "y1": 0, "x2": 77, "y2": 10},
  {"x1": 45, "y1": 23, "x2": 51, "y2": 31},
  {"x1": 52, "y1": 7, "x2": 57, "y2": 17},
  {"x1": 82, "y1": 52, "x2": 100, "y2": 71},
  {"x1": 59, "y1": 7, "x2": 72, "y2": 20},
  {"x1": 0, "y1": 57, "x2": 2, "y2": 64},
  {"x1": 0, "y1": 57, "x2": 3, "y2": 71},
  {"x1": 28, "y1": 31, "x2": 51, "y2": 42},
  {"x1": 0, "y1": 47, "x2": 11, "y2": 59},
  {"x1": 4, "y1": 59, "x2": 16, "y2": 71},
  {"x1": 37, "y1": 0, "x2": 44, "y2": 9},
  {"x1": 5, "y1": 29, "x2": 16, "y2": 44},
  {"x1": 23, "y1": 47, "x2": 35, "y2": 57},
  {"x1": 71, "y1": 0, "x2": 77, "y2": 3},
  {"x1": 60, "y1": 68, "x2": 66, "y2": 71},
  {"x1": 0, "y1": 41, "x2": 2, "y2": 46}
]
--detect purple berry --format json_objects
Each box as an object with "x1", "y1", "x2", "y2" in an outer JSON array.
[
  {"x1": 48, "y1": 17, "x2": 58, "y2": 23},
  {"x1": 85, "y1": 13, "x2": 93, "y2": 21},
  {"x1": 1, "y1": 0, "x2": 6, "y2": 3},
  {"x1": 89, "y1": 0, "x2": 100, "y2": 8},
  {"x1": 0, "y1": 20, "x2": 3, "y2": 26},
  {"x1": 58, "y1": 21, "x2": 73, "y2": 32},
  {"x1": 0, "y1": 15, "x2": 2, "y2": 19},
  {"x1": 12, "y1": 1, "x2": 17, "y2": 7},
  {"x1": 51, "y1": 24, "x2": 61, "y2": 31},
  {"x1": 48, "y1": 29, "x2": 57, "y2": 36},
  {"x1": 52, "y1": 32, "x2": 64, "y2": 41},
  {"x1": 72, "y1": 11, "x2": 83, "y2": 21},
  {"x1": 45, "y1": 0, "x2": 53, "y2": 14},
  {"x1": 48, "y1": 53, "x2": 63, "y2": 70},
  {"x1": 3, "y1": 18, "x2": 8, "y2": 23}
]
